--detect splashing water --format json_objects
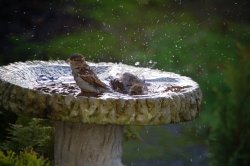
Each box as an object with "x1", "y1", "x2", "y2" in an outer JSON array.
[
  {"x1": 36, "y1": 75, "x2": 74, "y2": 85},
  {"x1": 148, "y1": 60, "x2": 157, "y2": 69},
  {"x1": 135, "y1": 62, "x2": 140, "y2": 66}
]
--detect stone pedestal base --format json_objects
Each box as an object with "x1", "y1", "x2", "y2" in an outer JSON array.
[{"x1": 54, "y1": 122, "x2": 123, "y2": 166}]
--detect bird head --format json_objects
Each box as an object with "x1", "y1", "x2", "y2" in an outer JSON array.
[{"x1": 67, "y1": 53, "x2": 88, "y2": 68}]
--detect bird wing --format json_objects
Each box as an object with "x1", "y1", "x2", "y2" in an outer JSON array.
[
  {"x1": 79, "y1": 74, "x2": 107, "y2": 89},
  {"x1": 77, "y1": 67, "x2": 107, "y2": 89},
  {"x1": 110, "y1": 78, "x2": 126, "y2": 93}
]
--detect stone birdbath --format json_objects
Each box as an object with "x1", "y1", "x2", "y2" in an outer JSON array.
[{"x1": 0, "y1": 60, "x2": 202, "y2": 166}]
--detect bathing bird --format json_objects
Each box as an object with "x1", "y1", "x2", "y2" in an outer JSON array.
[
  {"x1": 68, "y1": 53, "x2": 108, "y2": 97},
  {"x1": 110, "y1": 72, "x2": 146, "y2": 95}
]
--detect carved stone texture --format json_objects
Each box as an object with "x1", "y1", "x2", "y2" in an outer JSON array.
[
  {"x1": 0, "y1": 60, "x2": 202, "y2": 166},
  {"x1": 0, "y1": 61, "x2": 202, "y2": 125}
]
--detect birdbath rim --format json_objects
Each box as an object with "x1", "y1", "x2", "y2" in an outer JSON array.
[{"x1": 0, "y1": 60, "x2": 202, "y2": 125}]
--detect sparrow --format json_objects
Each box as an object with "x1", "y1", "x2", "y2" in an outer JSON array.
[
  {"x1": 110, "y1": 72, "x2": 147, "y2": 95},
  {"x1": 109, "y1": 78, "x2": 126, "y2": 94},
  {"x1": 68, "y1": 53, "x2": 108, "y2": 97},
  {"x1": 129, "y1": 83, "x2": 144, "y2": 95}
]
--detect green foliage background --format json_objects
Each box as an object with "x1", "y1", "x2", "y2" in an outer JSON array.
[
  {"x1": 209, "y1": 45, "x2": 250, "y2": 166},
  {"x1": 0, "y1": 0, "x2": 249, "y2": 165},
  {"x1": 0, "y1": 149, "x2": 50, "y2": 166}
]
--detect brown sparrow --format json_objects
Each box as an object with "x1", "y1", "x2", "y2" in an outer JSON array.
[
  {"x1": 68, "y1": 53, "x2": 108, "y2": 97},
  {"x1": 129, "y1": 83, "x2": 144, "y2": 95},
  {"x1": 110, "y1": 72, "x2": 147, "y2": 95},
  {"x1": 109, "y1": 78, "x2": 126, "y2": 94}
]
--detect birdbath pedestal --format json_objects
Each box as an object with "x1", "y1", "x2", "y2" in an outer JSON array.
[{"x1": 0, "y1": 61, "x2": 202, "y2": 166}]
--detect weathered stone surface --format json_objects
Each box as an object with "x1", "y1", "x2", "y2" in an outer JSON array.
[
  {"x1": 0, "y1": 61, "x2": 202, "y2": 125},
  {"x1": 54, "y1": 122, "x2": 123, "y2": 166}
]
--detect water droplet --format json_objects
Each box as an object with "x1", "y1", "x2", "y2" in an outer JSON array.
[{"x1": 135, "y1": 62, "x2": 140, "y2": 66}]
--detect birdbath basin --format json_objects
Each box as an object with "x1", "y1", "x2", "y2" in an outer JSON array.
[{"x1": 0, "y1": 60, "x2": 202, "y2": 166}]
